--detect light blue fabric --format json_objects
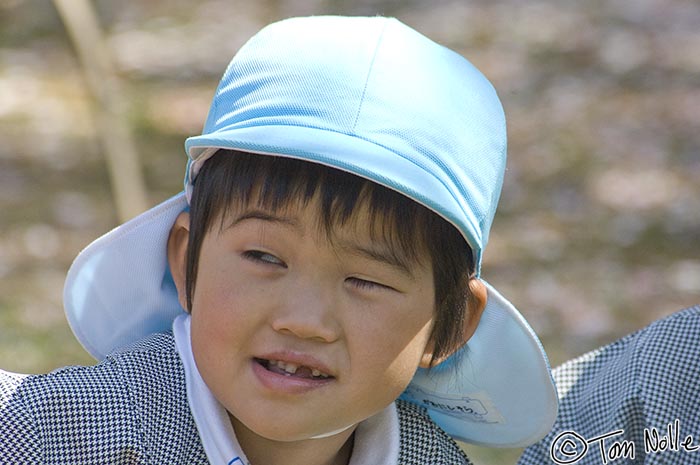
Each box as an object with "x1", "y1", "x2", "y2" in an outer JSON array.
[{"x1": 63, "y1": 16, "x2": 557, "y2": 447}]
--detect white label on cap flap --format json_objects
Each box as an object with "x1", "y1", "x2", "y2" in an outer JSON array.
[{"x1": 402, "y1": 386, "x2": 505, "y2": 424}]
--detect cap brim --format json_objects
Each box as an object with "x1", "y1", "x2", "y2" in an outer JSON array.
[
  {"x1": 64, "y1": 192, "x2": 188, "y2": 360},
  {"x1": 401, "y1": 282, "x2": 558, "y2": 447},
  {"x1": 185, "y1": 124, "x2": 487, "y2": 270}
]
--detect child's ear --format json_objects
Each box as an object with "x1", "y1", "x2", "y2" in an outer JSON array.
[
  {"x1": 419, "y1": 278, "x2": 488, "y2": 368},
  {"x1": 167, "y1": 211, "x2": 191, "y2": 311}
]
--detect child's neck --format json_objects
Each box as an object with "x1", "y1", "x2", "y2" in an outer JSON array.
[{"x1": 231, "y1": 415, "x2": 356, "y2": 465}]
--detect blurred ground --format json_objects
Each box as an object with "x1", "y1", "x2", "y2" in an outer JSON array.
[{"x1": 1, "y1": 1, "x2": 699, "y2": 463}]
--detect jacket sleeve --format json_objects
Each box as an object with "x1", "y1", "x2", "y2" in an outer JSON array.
[{"x1": 0, "y1": 369, "x2": 43, "y2": 462}]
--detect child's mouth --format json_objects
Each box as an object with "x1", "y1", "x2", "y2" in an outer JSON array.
[{"x1": 255, "y1": 358, "x2": 332, "y2": 380}]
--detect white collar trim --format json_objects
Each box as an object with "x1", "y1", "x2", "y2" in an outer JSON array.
[{"x1": 174, "y1": 314, "x2": 248, "y2": 464}]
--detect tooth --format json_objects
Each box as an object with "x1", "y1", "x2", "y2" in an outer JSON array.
[
  {"x1": 312, "y1": 369, "x2": 321, "y2": 377},
  {"x1": 284, "y1": 363, "x2": 299, "y2": 374}
]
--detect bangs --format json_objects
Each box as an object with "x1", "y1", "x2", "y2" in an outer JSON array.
[{"x1": 191, "y1": 150, "x2": 437, "y2": 268}]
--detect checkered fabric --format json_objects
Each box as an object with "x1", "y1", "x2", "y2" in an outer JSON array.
[
  {"x1": 0, "y1": 334, "x2": 206, "y2": 464},
  {"x1": 396, "y1": 400, "x2": 472, "y2": 464},
  {"x1": 1, "y1": 333, "x2": 471, "y2": 464},
  {"x1": 518, "y1": 305, "x2": 700, "y2": 465}
]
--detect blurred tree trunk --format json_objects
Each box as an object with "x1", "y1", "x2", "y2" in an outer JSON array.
[{"x1": 53, "y1": 0, "x2": 148, "y2": 222}]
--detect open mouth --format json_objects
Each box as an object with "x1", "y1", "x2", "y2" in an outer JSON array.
[{"x1": 255, "y1": 358, "x2": 333, "y2": 380}]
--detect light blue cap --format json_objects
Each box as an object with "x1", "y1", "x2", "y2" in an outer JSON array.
[
  {"x1": 185, "y1": 16, "x2": 505, "y2": 275},
  {"x1": 64, "y1": 16, "x2": 557, "y2": 447}
]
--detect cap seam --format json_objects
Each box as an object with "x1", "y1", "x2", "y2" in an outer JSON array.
[{"x1": 350, "y1": 17, "x2": 389, "y2": 133}]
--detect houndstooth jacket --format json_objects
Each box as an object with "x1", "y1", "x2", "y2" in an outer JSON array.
[
  {"x1": 518, "y1": 305, "x2": 700, "y2": 465},
  {"x1": 0, "y1": 332, "x2": 472, "y2": 464}
]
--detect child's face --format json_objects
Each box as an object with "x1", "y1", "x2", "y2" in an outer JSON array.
[{"x1": 178, "y1": 195, "x2": 436, "y2": 443}]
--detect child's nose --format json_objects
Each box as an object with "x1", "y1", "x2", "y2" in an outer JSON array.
[{"x1": 269, "y1": 283, "x2": 341, "y2": 343}]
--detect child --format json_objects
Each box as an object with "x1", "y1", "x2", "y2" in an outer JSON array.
[{"x1": 1, "y1": 16, "x2": 558, "y2": 464}]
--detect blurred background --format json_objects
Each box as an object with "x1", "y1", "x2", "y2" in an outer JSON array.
[{"x1": 1, "y1": 0, "x2": 698, "y2": 463}]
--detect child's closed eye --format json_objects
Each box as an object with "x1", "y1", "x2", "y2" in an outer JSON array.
[
  {"x1": 242, "y1": 250, "x2": 287, "y2": 268},
  {"x1": 346, "y1": 277, "x2": 395, "y2": 292}
]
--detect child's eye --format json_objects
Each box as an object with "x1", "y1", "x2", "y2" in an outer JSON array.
[
  {"x1": 242, "y1": 250, "x2": 287, "y2": 268},
  {"x1": 347, "y1": 277, "x2": 393, "y2": 292}
]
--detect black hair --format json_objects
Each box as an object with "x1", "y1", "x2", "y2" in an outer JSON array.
[{"x1": 186, "y1": 149, "x2": 475, "y2": 365}]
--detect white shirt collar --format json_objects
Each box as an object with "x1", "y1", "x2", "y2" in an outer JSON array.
[
  {"x1": 173, "y1": 313, "x2": 399, "y2": 465},
  {"x1": 174, "y1": 314, "x2": 247, "y2": 464}
]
